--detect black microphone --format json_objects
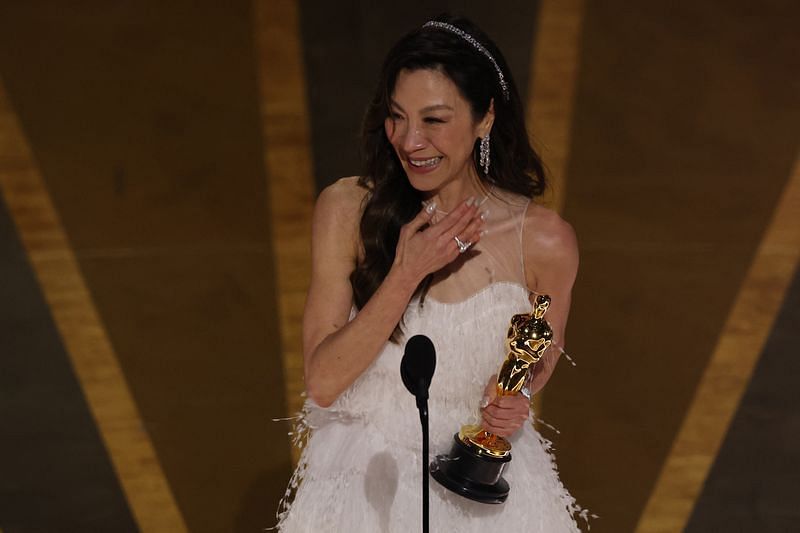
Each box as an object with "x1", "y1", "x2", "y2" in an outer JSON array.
[
  {"x1": 401, "y1": 334, "x2": 436, "y2": 533},
  {"x1": 401, "y1": 334, "x2": 436, "y2": 410}
]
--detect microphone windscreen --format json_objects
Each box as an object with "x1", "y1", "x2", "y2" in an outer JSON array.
[{"x1": 401, "y1": 334, "x2": 436, "y2": 397}]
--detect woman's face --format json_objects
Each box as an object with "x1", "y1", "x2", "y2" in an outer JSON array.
[{"x1": 385, "y1": 68, "x2": 492, "y2": 194}]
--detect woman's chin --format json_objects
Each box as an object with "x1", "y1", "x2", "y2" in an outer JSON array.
[
  {"x1": 404, "y1": 168, "x2": 444, "y2": 193},
  {"x1": 407, "y1": 181, "x2": 438, "y2": 194}
]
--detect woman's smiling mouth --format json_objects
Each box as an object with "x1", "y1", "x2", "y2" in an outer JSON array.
[{"x1": 408, "y1": 156, "x2": 443, "y2": 169}]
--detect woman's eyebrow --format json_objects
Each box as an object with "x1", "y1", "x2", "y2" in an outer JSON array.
[
  {"x1": 421, "y1": 104, "x2": 454, "y2": 113},
  {"x1": 389, "y1": 101, "x2": 454, "y2": 114}
]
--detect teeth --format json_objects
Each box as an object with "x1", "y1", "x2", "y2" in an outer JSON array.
[{"x1": 409, "y1": 157, "x2": 441, "y2": 167}]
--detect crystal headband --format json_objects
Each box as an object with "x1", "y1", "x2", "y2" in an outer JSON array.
[{"x1": 423, "y1": 21, "x2": 510, "y2": 101}]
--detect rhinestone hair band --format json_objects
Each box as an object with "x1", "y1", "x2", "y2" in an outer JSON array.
[{"x1": 423, "y1": 20, "x2": 510, "y2": 101}]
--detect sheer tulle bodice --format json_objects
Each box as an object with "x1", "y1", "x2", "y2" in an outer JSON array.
[{"x1": 423, "y1": 187, "x2": 531, "y2": 304}]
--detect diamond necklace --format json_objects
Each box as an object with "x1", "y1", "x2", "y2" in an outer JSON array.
[{"x1": 422, "y1": 193, "x2": 490, "y2": 219}]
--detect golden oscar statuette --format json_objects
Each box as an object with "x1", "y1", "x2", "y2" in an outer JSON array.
[{"x1": 430, "y1": 294, "x2": 554, "y2": 504}]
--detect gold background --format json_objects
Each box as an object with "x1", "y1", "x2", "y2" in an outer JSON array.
[{"x1": 0, "y1": 1, "x2": 798, "y2": 531}]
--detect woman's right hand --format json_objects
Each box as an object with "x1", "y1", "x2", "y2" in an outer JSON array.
[
  {"x1": 392, "y1": 197, "x2": 485, "y2": 284},
  {"x1": 304, "y1": 181, "x2": 485, "y2": 407}
]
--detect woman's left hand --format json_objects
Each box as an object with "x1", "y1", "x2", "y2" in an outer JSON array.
[{"x1": 479, "y1": 374, "x2": 531, "y2": 438}]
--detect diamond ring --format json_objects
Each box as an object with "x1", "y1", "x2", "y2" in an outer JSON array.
[{"x1": 454, "y1": 236, "x2": 471, "y2": 253}]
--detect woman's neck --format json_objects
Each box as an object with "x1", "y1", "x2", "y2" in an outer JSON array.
[{"x1": 427, "y1": 168, "x2": 488, "y2": 212}]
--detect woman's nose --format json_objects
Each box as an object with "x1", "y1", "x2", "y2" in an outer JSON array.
[{"x1": 402, "y1": 126, "x2": 426, "y2": 152}]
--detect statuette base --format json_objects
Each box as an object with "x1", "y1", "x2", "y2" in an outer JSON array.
[{"x1": 430, "y1": 433, "x2": 511, "y2": 504}]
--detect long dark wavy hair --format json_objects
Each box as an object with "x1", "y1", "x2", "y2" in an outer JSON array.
[{"x1": 351, "y1": 14, "x2": 547, "y2": 339}]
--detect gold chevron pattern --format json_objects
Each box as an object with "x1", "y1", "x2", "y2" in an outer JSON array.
[{"x1": 0, "y1": 2, "x2": 797, "y2": 532}]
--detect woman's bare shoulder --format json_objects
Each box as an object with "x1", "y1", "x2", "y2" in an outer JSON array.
[
  {"x1": 315, "y1": 175, "x2": 369, "y2": 219},
  {"x1": 522, "y1": 202, "x2": 579, "y2": 289},
  {"x1": 313, "y1": 176, "x2": 370, "y2": 259},
  {"x1": 523, "y1": 203, "x2": 577, "y2": 254},
  {"x1": 316, "y1": 176, "x2": 369, "y2": 215}
]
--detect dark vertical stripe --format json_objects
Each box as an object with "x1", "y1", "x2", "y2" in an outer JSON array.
[
  {"x1": 686, "y1": 266, "x2": 800, "y2": 531},
  {"x1": 299, "y1": 0, "x2": 539, "y2": 191},
  {"x1": 0, "y1": 193, "x2": 137, "y2": 532}
]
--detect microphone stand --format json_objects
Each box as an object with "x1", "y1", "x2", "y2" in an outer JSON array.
[
  {"x1": 401, "y1": 334, "x2": 436, "y2": 533},
  {"x1": 417, "y1": 380, "x2": 430, "y2": 533}
]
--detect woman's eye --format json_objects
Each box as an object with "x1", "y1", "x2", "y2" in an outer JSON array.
[
  {"x1": 389, "y1": 112, "x2": 404, "y2": 120},
  {"x1": 424, "y1": 117, "x2": 445, "y2": 124}
]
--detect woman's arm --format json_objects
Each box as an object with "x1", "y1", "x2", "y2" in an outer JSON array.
[
  {"x1": 523, "y1": 205, "x2": 579, "y2": 395},
  {"x1": 303, "y1": 178, "x2": 484, "y2": 407},
  {"x1": 480, "y1": 204, "x2": 578, "y2": 436}
]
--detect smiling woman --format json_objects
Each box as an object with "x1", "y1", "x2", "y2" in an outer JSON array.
[
  {"x1": 385, "y1": 69, "x2": 492, "y2": 192},
  {"x1": 276, "y1": 13, "x2": 584, "y2": 532}
]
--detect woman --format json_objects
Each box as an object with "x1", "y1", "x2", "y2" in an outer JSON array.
[{"x1": 277, "y1": 14, "x2": 583, "y2": 532}]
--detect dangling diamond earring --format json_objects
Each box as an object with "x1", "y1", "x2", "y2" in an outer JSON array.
[{"x1": 479, "y1": 133, "x2": 491, "y2": 175}]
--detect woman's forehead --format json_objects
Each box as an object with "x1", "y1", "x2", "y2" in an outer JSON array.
[{"x1": 390, "y1": 69, "x2": 468, "y2": 112}]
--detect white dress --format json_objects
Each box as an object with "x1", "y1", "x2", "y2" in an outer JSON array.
[{"x1": 277, "y1": 191, "x2": 584, "y2": 532}]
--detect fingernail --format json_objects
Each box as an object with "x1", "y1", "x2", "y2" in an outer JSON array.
[
  {"x1": 425, "y1": 201, "x2": 436, "y2": 214},
  {"x1": 479, "y1": 229, "x2": 489, "y2": 237},
  {"x1": 480, "y1": 210, "x2": 488, "y2": 221},
  {"x1": 479, "y1": 396, "x2": 490, "y2": 409},
  {"x1": 466, "y1": 196, "x2": 475, "y2": 207}
]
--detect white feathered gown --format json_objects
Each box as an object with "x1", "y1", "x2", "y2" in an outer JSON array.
[{"x1": 277, "y1": 192, "x2": 584, "y2": 532}]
